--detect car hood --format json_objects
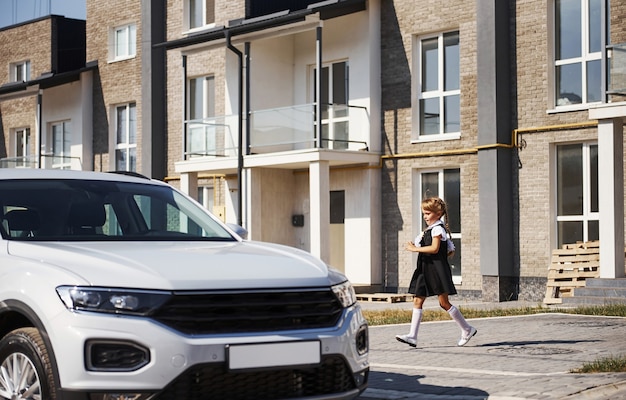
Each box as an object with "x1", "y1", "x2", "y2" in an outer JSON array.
[{"x1": 7, "y1": 241, "x2": 332, "y2": 290}]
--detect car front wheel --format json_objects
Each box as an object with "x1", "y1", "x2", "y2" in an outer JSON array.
[{"x1": 0, "y1": 328, "x2": 57, "y2": 400}]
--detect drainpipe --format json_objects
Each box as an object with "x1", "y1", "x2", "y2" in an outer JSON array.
[
  {"x1": 37, "y1": 90, "x2": 42, "y2": 168},
  {"x1": 182, "y1": 55, "x2": 188, "y2": 160},
  {"x1": 226, "y1": 31, "x2": 244, "y2": 227}
]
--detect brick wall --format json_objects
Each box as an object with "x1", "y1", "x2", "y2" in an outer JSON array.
[
  {"x1": 87, "y1": 0, "x2": 142, "y2": 172},
  {"x1": 380, "y1": 0, "x2": 481, "y2": 293}
]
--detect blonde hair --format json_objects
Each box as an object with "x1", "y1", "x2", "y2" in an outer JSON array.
[{"x1": 421, "y1": 197, "x2": 452, "y2": 237}]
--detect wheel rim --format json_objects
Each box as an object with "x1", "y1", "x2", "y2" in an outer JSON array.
[{"x1": 0, "y1": 352, "x2": 42, "y2": 400}]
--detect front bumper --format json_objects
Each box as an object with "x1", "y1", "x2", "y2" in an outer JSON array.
[{"x1": 50, "y1": 303, "x2": 369, "y2": 399}]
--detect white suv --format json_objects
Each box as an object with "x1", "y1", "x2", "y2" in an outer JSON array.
[{"x1": 0, "y1": 169, "x2": 369, "y2": 400}]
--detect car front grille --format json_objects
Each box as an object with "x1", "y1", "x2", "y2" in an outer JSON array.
[
  {"x1": 151, "y1": 288, "x2": 344, "y2": 335},
  {"x1": 154, "y1": 355, "x2": 361, "y2": 400}
]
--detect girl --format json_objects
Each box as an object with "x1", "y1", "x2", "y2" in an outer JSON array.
[{"x1": 395, "y1": 197, "x2": 477, "y2": 348}]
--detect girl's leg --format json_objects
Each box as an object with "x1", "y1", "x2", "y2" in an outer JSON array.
[
  {"x1": 438, "y1": 294, "x2": 477, "y2": 346},
  {"x1": 395, "y1": 296, "x2": 425, "y2": 347}
]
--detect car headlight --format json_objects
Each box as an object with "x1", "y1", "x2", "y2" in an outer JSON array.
[
  {"x1": 56, "y1": 286, "x2": 170, "y2": 316},
  {"x1": 331, "y1": 281, "x2": 357, "y2": 308}
]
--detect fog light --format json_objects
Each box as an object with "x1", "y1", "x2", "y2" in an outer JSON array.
[
  {"x1": 86, "y1": 340, "x2": 150, "y2": 371},
  {"x1": 356, "y1": 324, "x2": 368, "y2": 355}
]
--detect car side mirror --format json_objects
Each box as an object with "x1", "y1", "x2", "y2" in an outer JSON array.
[{"x1": 226, "y1": 223, "x2": 248, "y2": 240}]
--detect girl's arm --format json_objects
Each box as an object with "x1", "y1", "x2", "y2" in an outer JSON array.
[{"x1": 405, "y1": 235, "x2": 441, "y2": 254}]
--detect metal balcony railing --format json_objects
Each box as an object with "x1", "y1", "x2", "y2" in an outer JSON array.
[
  {"x1": 183, "y1": 103, "x2": 370, "y2": 160},
  {"x1": 608, "y1": 42, "x2": 626, "y2": 95}
]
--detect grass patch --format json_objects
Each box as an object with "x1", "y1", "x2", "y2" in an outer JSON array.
[
  {"x1": 571, "y1": 355, "x2": 626, "y2": 373},
  {"x1": 361, "y1": 303, "x2": 626, "y2": 326}
]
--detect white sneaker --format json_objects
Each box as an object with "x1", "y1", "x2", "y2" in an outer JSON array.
[
  {"x1": 395, "y1": 334, "x2": 417, "y2": 347},
  {"x1": 457, "y1": 326, "x2": 477, "y2": 346}
]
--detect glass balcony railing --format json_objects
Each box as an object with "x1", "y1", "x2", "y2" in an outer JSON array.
[
  {"x1": 183, "y1": 103, "x2": 370, "y2": 160},
  {"x1": 0, "y1": 155, "x2": 82, "y2": 169},
  {"x1": 608, "y1": 43, "x2": 626, "y2": 95},
  {"x1": 184, "y1": 115, "x2": 238, "y2": 160},
  {"x1": 249, "y1": 103, "x2": 369, "y2": 154}
]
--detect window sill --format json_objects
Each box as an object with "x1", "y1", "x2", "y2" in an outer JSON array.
[
  {"x1": 547, "y1": 102, "x2": 602, "y2": 114},
  {"x1": 411, "y1": 132, "x2": 461, "y2": 144},
  {"x1": 108, "y1": 55, "x2": 136, "y2": 64},
  {"x1": 183, "y1": 24, "x2": 218, "y2": 36}
]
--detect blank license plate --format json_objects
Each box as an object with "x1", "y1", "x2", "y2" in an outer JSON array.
[{"x1": 228, "y1": 341, "x2": 321, "y2": 370}]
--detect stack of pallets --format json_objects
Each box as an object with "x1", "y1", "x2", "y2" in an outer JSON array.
[
  {"x1": 543, "y1": 241, "x2": 600, "y2": 304},
  {"x1": 356, "y1": 293, "x2": 413, "y2": 303}
]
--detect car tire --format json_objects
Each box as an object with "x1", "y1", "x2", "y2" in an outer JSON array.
[{"x1": 0, "y1": 327, "x2": 57, "y2": 400}]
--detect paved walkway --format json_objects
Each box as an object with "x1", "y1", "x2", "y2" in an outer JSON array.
[{"x1": 357, "y1": 299, "x2": 626, "y2": 399}]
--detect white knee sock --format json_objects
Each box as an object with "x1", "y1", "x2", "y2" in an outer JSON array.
[
  {"x1": 408, "y1": 308, "x2": 423, "y2": 339},
  {"x1": 448, "y1": 305, "x2": 471, "y2": 332}
]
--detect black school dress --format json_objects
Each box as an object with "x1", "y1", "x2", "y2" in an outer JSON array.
[{"x1": 408, "y1": 225, "x2": 457, "y2": 296}]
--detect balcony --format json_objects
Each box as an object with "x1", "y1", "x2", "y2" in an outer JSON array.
[
  {"x1": 608, "y1": 42, "x2": 626, "y2": 95},
  {"x1": 183, "y1": 103, "x2": 370, "y2": 161},
  {"x1": 0, "y1": 155, "x2": 82, "y2": 169}
]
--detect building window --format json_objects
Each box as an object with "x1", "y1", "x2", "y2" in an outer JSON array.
[
  {"x1": 415, "y1": 31, "x2": 460, "y2": 139},
  {"x1": 554, "y1": 0, "x2": 603, "y2": 107},
  {"x1": 11, "y1": 60, "x2": 31, "y2": 82},
  {"x1": 313, "y1": 61, "x2": 349, "y2": 149},
  {"x1": 14, "y1": 128, "x2": 30, "y2": 167},
  {"x1": 111, "y1": 24, "x2": 137, "y2": 60},
  {"x1": 417, "y1": 168, "x2": 462, "y2": 281},
  {"x1": 186, "y1": 76, "x2": 215, "y2": 158},
  {"x1": 187, "y1": 0, "x2": 215, "y2": 30},
  {"x1": 51, "y1": 121, "x2": 72, "y2": 169},
  {"x1": 556, "y1": 143, "x2": 598, "y2": 247},
  {"x1": 115, "y1": 103, "x2": 137, "y2": 171}
]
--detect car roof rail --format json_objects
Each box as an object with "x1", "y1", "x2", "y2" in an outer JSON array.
[{"x1": 107, "y1": 171, "x2": 151, "y2": 180}]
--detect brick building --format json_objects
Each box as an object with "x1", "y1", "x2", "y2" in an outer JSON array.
[{"x1": 1, "y1": 0, "x2": 625, "y2": 301}]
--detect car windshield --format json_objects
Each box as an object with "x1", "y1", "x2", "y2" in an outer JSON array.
[{"x1": 0, "y1": 179, "x2": 235, "y2": 242}]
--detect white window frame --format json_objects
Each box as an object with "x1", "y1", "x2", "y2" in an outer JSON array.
[
  {"x1": 186, "y1": 75, "x2": 216, "y2": 158},
  {"x1": 413, "y1": 168, "x2": 462, "y2": 284},
  {"x1": 14, "y1": 128, "x2": 31, "y2": 167},
  {"x1": 184, "y1": 0, "x2": 216, "y2": 32},
  {"x1": 10, "y1": 60, "x2": 31, "y2": 82},
  {"x1": 115, "y1": 103, "x2": 137, "y2": 171},
  {"x1": 413, "y1": 31, "x2": 461, "y2": 142},
  {"x1": 50, "y1": 121, "x2": 72, "y2": 170},
  {"x1": 554, "y1": 142, "x2": 598, "y2": 247},
  {"x1": 550, "y1": 0, "x2": 603, "y2": 111},
  {"x1": 310, "y1": 60, "x2": 350, "y2": 150},
  {"x1": 110, "y1": 23, "x2": 137, "y2": 61}
]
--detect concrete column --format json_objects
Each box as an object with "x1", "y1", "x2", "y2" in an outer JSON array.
[
  {"x1": 179, "y1": 172, "x2": 198, "y2": 198},
  {"x1": 597, "y1": 118, "x2": 625, "y2": 278},
  {"x1": 310, "y1": 161, "x2": 330, "y2": 262},
  {"x1": 476, "y1": 0, "x2": 516, "y2": 301}
]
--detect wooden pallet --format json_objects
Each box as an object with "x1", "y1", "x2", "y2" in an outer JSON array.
[
  {"x1": 356, "y1": 293, "x2": 413, "y2": 303},
  {"x1": 544, "y1": 241, "x2": 600, "y2": 304}
]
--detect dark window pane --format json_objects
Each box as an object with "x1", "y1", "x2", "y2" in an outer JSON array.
[
  {"x1": 590, "y1": 144, "x2": 598, "y2": 212},
  {"x1": 444, "y1": 95, "x2": 460, "y2": 133},
  {"x1": 444, "y1": 32, "x2": 459, "y2": 91},
  {"x1": 332, "y1": 62, "x2": 347, "y2": 105},
  {"x1": 444, "y1": 169, "x2": 461, "y2": 233},
  {"x1": 558, "y1": 220, "x2": 583, "y2": 247},
  {"x1": 422, "y1": 38, "x2": 438, "y2": 92},
  {"x1": 586, "y1": 59, "x2": 601, "y2": 103},
  {"x1": 557, "y1": 144, "x2": 583, "y2": 215},
  {"x1": 588, "y1": 220, "x2": 599, "y2": 241},
  {"x1": 588, "y1": 0, "x2": 601, "y2": 53},
  {"x1": 557, "y1": 63, "x2": 583, "y2": 105},
  {"x1": 330, "y1": 191, "x2": 345, "y2": 224},
  {"x1": 420, "y1": 98, "x2": 439, "y2": 135},
  {"x1": 556, "y1": 0, "x2": 582, "y2": 60}
]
